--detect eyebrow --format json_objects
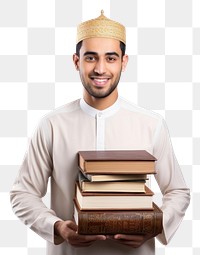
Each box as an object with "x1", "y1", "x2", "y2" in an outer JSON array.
[{"x1": 83, "y1": 51, "x2": 120, "y2": 57}]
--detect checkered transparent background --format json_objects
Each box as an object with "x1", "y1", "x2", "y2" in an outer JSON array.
[{"x1": 0, "y1": 0, "x2": 199, "y2": 254}]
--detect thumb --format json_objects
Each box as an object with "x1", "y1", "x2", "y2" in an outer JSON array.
[
  {"x1": 67, "y1": 220, "x2": 78, "y2": 232},
  {"x1": 96, "y1": 235, "x2": 106, "y2": 240}
]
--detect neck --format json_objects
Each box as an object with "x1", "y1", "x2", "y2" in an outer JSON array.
[{"x1": 83, "y1": 90, "x2": 118, "y2": 110}]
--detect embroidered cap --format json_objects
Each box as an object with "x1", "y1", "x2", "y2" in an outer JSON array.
[{"x1": 76, "y1": 10, "x2": 126, "y2": 45}]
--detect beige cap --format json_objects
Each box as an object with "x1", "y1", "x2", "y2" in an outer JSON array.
[{"x1": 76, "y1": 10, "x2": 126, "y2": 45}]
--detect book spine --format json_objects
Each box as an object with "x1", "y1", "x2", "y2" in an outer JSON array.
[{"x1": 77, "y1": 211, "x2": 162, "y2": 235}]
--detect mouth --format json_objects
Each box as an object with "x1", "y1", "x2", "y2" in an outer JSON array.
[{"x1": 90, "y1": 77, "x2": 110, "y2": 87}]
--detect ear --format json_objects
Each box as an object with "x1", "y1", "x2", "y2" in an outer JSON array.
[
  {"x1": 121, "y1": 54, "x2": 128, "y2": 72},
  {"x1": 73, "y1": 53, "x2": 80, "y2": 71}
]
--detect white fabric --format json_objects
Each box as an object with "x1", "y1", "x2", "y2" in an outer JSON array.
[{"x1": 10, "y1": 96, "x2": 190, "y2": 255}]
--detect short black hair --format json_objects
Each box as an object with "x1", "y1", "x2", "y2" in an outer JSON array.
[{"x1": 76, "y1": 40, "x2": 126, "y2": 57}]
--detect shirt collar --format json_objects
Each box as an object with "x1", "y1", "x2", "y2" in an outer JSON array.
[{"x1": 80, "y1": 97, "x2": 120, "y2": 118}]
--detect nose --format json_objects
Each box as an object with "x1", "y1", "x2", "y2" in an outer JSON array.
[{"x1": 94, "y1": 58, "x2": 106, "y2": 75}]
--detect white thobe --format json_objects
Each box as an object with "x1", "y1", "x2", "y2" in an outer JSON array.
[{"x1": 10, "y1": 97, "x2": 190, "y2": 255}]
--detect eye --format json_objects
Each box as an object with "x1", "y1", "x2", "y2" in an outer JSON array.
[
  {"x1": 85, "y1": 56, "x2": 96, "y2": 62},
  {"x1": 106, "y1": 56, "x2": 117, "y2": 62}
]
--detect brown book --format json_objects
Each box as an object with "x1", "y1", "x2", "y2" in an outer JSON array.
[
  {"x1": 75, "y1": 182, "x2": 154, "y2": 210},
  {"x1": 78, "y1": 171, "x2": 146, "y2": 193},
  {"x1": 78, "y1": 150, "x2": 156, "y2": 174},
  {"x1": 79, "y1": 167, "x2": 148, "y2": 182},
  {"x1": 74, "y1": 200, "x2": 163, "y2": 235}
]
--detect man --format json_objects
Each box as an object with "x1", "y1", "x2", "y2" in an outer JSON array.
[{"x1": 10, "y1": 11, "x2": 190, "y2": 255}]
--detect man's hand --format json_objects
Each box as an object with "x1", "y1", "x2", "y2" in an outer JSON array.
[
  {"x1": 107, "y1": 233, "x2": 155, "y2": 248},
  {"x1": 54, "y1": 220, "x2": 106, "y2": 247}
]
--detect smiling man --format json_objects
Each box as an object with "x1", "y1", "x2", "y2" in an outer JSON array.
[
  {"x1": 74, "y1": 38, "x2": 128, "y2": 102},
  {"x1": 10, "y1": 11, "x2": 190, "y2": 255}
]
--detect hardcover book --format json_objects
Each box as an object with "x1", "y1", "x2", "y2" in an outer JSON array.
[
  {"x1": 78, "y1": 171, "x2": 146, "y2": 193},
  {"x1": 80, "y1": 171, "x2": 148, "y2": 182},
  {"x1": 74, "y1": 200, "x2": 163, "y2": 235},
  {"x1": 75, "y1": 182, "x2": 154, "y2": 210},
  {"x1": 78, "y1": 150, "x2": 156, "y2": 174}
]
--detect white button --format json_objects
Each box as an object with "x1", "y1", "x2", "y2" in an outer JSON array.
[{"x1": 98, "y1": 112, "x2": 103, "y2": 117}]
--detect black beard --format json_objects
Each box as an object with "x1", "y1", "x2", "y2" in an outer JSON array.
[
  {"x1": 80, "y1": 72, "x2": 122, "y2": 99},
  {"x1": 82, "y1": 81, "x2": 119, "y2": 99}
]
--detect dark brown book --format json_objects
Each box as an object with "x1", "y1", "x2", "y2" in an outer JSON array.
[
  {"x1": 75, "y1": 182, "x2": 154, "y2": 210},
  {"x1": 78, "y1": 150, "x2": 156, "y2": 174},
  {"x1": 74, "y1": 200, "x2": 163, "y2": 235}
]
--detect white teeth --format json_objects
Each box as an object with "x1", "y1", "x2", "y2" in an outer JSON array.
[{"x1": 94, "y1": 79, "x2": 107, "y2": 83}]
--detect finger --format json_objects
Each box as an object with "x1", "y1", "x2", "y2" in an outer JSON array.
[
  {"x1": 67, "y1": 221, "x2": 78, "y2": 232},
  {"x1": 77, "y1": 234, "x2": 106, "y2": 242},
  {"x1": 113, "y1": 234, "x2": 153, "y2": 248},
  {"x1": 68, "y1": 234, "x2": 106, "y2": 247},
  {"x1": 69, "y1": 233, "x2": 106, "y2": 244},
  {"x1": 114, "y1": 234, "x2": 145, "y2": 241}
]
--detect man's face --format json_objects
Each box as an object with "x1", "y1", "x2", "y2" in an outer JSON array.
[{"x1": 73, "y1": 38, "x2": 128, "y2": 99}]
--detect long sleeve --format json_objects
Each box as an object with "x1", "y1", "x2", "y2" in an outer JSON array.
[
  {"x1": 10, "y1": 98, "x2": 191, "y2": 255},
  {"x1": 10, "y1": 119, "x2": 61, "y2": 244},
  {"x1": 153, "y1": 118, "x2": 190, "y2": 244}
]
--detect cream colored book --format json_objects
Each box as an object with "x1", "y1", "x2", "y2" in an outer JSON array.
[
  {"x1": 75, "y1": 182, "x2": 154, "y2": 210},
  {"x1": 78, "y1": 172, "x2": 146, "y2": 193}
]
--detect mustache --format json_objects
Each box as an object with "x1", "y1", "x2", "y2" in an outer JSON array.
[{"x1": 89, "y1": 74, "x2": 111, "y2": 79}]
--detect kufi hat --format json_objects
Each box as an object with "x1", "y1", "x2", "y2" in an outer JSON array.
[{"x1": 76, "y1": 10, "x2": 126, "y2": 45}]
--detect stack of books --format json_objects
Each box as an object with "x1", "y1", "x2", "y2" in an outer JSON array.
[{"x1": 74, "y1": 150, "x2": 163, "y2": 235}]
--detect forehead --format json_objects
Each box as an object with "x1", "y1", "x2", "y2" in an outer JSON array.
[{"x1": 80, "y1": 37, "x2": 121, "y2": 55}]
